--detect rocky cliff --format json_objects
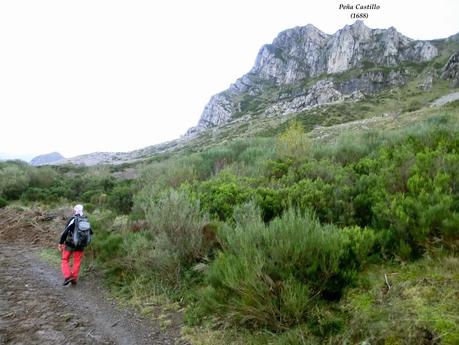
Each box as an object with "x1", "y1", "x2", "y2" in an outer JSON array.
[
  {"x1": 188, "y1": 21, "x2": 438, "y2": 134},
  {"x1": 442, "y1": 51, "x2": 459, "y2": 87}
]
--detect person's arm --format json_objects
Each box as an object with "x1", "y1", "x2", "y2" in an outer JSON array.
[{"x1": 58, "y1": 218, "x2": 75, "y2": 251}]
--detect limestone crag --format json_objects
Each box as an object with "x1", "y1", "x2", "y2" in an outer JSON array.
[
  {"x1": 253, "y1": 21, "x2": 437, "y2": 83},
  {"x1": 338, "y1": 70, "x2": 407, "y2": 95},
  {"x1": 265, "y1": 79, "x2": 365, "y2": 116},
  {"x1": 190, "y1": 21, "x2": 438, "y2": 134},
  {"x1": 265, "y1": 80, "x2": 351, "y2": 116},
  {"x1": 196, "y1": 93, "x2": 235, "y2": 129},
  {"x1": 253, "y1": 24, "x2": 329, "y2": 84},
  {"x1": 441, "y1": 51, "x2": 459, "y2": 87}
]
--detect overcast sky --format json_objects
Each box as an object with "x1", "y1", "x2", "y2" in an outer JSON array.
[{"x1": 1, "y1": 0, "x2": 458, "y2": 160}]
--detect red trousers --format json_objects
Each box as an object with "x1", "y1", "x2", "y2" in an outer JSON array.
[{"x1": 61, "y1": 249, "x2": 84, "y2": 281}]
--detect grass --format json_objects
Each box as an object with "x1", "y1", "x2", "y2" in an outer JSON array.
[
  {"x1": 39, "y1": 248, "x2": 61, "y2": 267},
  {"x1": 181, "y1": 255, "x2": 459, "y2": 345},
  {"x1": 342, "y1": 256, "x2": 459, "y2": 345}
]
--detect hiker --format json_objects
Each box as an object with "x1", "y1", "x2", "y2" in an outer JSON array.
[{"x1": 58, "y1": 204, "x2": 93, "y2": 286}]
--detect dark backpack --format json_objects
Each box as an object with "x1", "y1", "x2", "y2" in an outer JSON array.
[{"x1": 72, "y1": 215, "x2": 92, "y2": 248}]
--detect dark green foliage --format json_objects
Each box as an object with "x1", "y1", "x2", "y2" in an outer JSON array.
[
  {"x1": 253, "y1": 187, "x2": 285, "y2": 222},
  {"x1": 108, "y1": 183, "x2": 134, "y2": 214},
  {"x1": 0, "y1": 196, "x2": 7, "y2": 208},
  {"x1": 197, "y1": 173, "x2": 254, "y2": 221},
  {"x1": 21, "y1": 187, "x2": 51, "y2": 202},
  {"x1": 266, "y1": 158, "x2": 293, "y2": 179}
]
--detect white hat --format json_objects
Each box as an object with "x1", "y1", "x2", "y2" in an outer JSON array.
[{"x1": 74, "y1": 204, "x2": 84, "y2": 215}]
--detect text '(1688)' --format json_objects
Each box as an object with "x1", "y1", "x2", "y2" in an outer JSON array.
[{"x1": 351, "y1": 12, "x2": 369, "y2": 19}]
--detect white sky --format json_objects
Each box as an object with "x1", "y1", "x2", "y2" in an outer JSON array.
[{"x1": 1, "y1": 0, "x2": 459, "y2": 160}]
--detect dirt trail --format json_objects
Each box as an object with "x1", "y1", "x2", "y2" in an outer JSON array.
[{"x1": 0, "y1": 207, "x2": 189, "y2": 345}]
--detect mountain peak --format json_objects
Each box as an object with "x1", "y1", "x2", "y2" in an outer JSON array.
[
  {"x1": 349, "y1": 20, "x2": 367, "y2": 28},
  {"x1": 190, "y1": 22, "x2": 441, "y2": 133}
]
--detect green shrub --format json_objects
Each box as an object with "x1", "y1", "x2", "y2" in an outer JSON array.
[
  {"x1": 29, "y1": 167, "x2": 57, "y2": 188},
  {"x1": 0, "y1": 196, "x2": 7, "y2": 208},
  {"x1": 140, "y1": 155, "x2": 200, "y2": 191},
  {"x1": 0, "y1": 165, "x2": 30, "y2": 200},
  {"x1": 82, "y1": 189, "x2": 103, "y2": 203},
  {"x1": 108, "y1": 184, "x2": 134, "y2": 214},
  {"x1": 365, "y1": 139, "x2": 459, "y2": 257},
  {"x1": 197, "y1": 209, "x2": 375, "y2": 331},
  {"x1": 197, "y1": 173, "x2": 253, "y2": 221},
  {"x1": 276, "y1": 121, "x2": 310, "y2": 162},
  {"x1": 21, "y1": 187, "x2": 50, "y2": 202},
  {"x1": 119, "y1": 231, "x2": 156, "y2": 274},
  {"x1": 143, "y1": 189, "x2": 210, "y2": 284}
]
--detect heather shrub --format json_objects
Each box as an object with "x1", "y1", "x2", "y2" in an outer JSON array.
[
  {"x1": 199, "y1": 146, "x2": 239, "y2": 176},
  {"x1": 108, "y1": 183, "x2": 134, "y2": 214},
  {"x1": 371, "y1": 149, "x2": 459, "y2": 257},
  {"x1": 197, "y1": 172, "x2": 254, "y2": 221}
]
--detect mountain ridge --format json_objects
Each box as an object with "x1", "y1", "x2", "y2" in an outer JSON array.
[
  {"x1": 34, "y1": 21, "x2": 459, "y2": 166},
  {"x1": 188, "y1": 20, "x2": 439, "y2": 134}
]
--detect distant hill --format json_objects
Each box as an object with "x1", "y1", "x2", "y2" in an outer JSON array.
[{"x1": 30, "y1": 152, "x2": 65, "y2": 166}]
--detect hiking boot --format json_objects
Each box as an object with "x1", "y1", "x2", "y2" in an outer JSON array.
[
  {"x1": 70, "y1": 279, "x2": 77, "y2": 286},
  {"x1": 63, "y1": 277, "x2": 72, "y2": 286}
]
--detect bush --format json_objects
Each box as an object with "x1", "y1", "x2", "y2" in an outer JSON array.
[
  {"x1": 108, "y1": 184, "x2": 134, "y2": 214},
  {"x1": 365, "y1": 141, "x2": 459, "y2": 257},
  {"x1": 139, "y1": 155, "x2": 200, "y2": 192},
  {"x1": 21, "y1": 187, "x2": 50, "y2": 202},
  {"x1": 197, "y1": 173, "x2": 253, "y2": 221},
  {"x1": 29, "y1": 167, "x2": 57, "y2": 188},
  {"x1": 197, "y1": 209, "x2": 375, "y2": 331},
  {"x1": 0, "y1": 165, "x2": 30, "y2": 200},
  {"x1": 144, "y1": 189, "x2": 210, "y2": 284},
  {"x1": 119, "y1": 231, "x2": 156, "y2": 274},
  {"x1": 276, "y1": 121, "x2": 310, "y2": 161}
]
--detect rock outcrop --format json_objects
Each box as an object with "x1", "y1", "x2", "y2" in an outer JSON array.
[
  {"x1": 441, "y1": 51, "x2": 459, "y2": 87},
  {"x1": 189, "y1": 21, "x2": 438, "y2": 134}
]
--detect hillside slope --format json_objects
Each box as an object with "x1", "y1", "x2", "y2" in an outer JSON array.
[{"x1": 44, "y1": 21, "x2": 459, "y2": 166}]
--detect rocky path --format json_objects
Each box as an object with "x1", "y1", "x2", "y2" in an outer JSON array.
[
  {"x1": 0, "y1": 207, "x2": 189, "y2": 345},
  {"x1": 0, "y1": 245, "x2": 188, "y2": 345}
]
